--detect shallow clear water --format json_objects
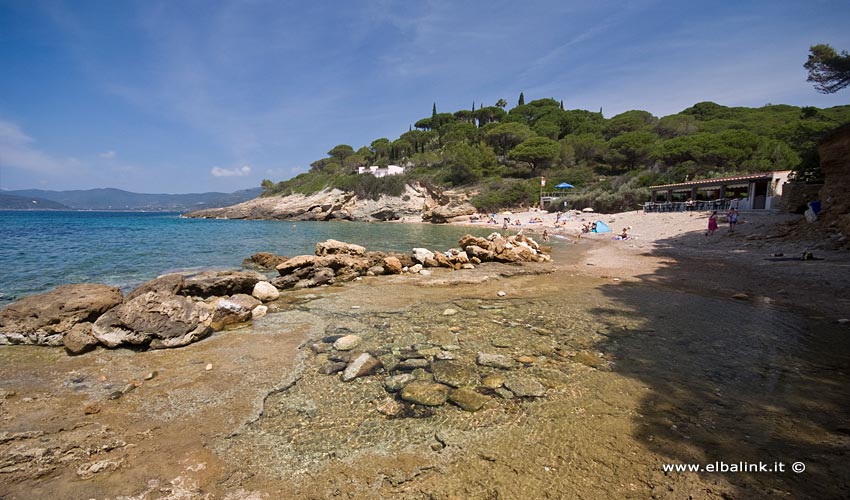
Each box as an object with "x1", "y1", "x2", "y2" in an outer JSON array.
[{"x1": 0, "y1": 211, "x2": 495, "y2": 303}]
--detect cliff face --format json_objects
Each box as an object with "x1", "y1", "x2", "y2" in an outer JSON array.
[
  {"x1": 184, "y1": 184, "x2": 440, "y2": 222},
  {"x1": 818, "y1": 123, "x2": 850, "y2": 237}
]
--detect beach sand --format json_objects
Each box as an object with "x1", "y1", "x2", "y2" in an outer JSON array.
[{"x1": 2, "y1": 210, "x2": 849, "y2": 499}]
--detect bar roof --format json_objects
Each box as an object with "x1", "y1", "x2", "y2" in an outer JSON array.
[{"x1": 649, "y1": 170, "x2": 791, "y2": 190}]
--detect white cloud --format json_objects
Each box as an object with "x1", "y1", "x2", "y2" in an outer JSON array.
[
  {"x1": 211, "y1": 165, "x2": 252, "y2": 177},
  {"x1": 99, "y1": 150, "x2": 116, "y2": 159},
  {"x1": 0, "y1": 119, "x2": 69, "y2": 174}
]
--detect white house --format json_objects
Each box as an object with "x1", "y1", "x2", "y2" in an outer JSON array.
[{"x1": 357, "y1": 165, "x2": 405, "y2": 177}]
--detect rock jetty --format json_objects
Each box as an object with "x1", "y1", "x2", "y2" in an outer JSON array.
[{"x1": 0, "y1": 233, "x2": 549, "y2": 354}]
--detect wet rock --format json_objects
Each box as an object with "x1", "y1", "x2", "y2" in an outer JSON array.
[
  {"x1": 376, "y1": 397, "x2": 403, "y2": 417},
  {"x1": 396, "y1": 358, "x2": 430, "y2": 370},
  {"x1": 481, "y1": 374, "x2": 506, "y2": 389},
  {"x1": 476, "y1": 352, "x2": 517, "y2": 370},
  {"x1": 92, "y1": 290, "x2": 214, "y2": 349},
  {"x1": 126, "y1": 274, "x2": 185, "y2": 301},
  {"x1": 341, "y1": 353, "x2": 381, "y2": 382},
  {"x1": 252, "y1": 281, "x2": 280, "y2": 302},
  {"x1": 383, "y1": 256, "x2": 403, "y2": 274},
  {"x1": 400, "y1": 381, "x2": 450, "y2": 406},
  {"x1": 573, "y1": 351, "x2": 607, "y2": 369},
  {"x1": 333, "y1": 334, "x2": 361, "y2": 351},
  {"x1": 449, "y1": 388, "x2": 490, "y2": 412},
  {"x1": 495, "y1": 388, "x2": 514, "y2": 399},
  {"x1": 732, "y1": 292, "x2": 750, "y2": 300},
  {"x1": 319, "y1": 361, "x2": 348, "y2": 375},
  {"x1": 315, "y1": 239, "x2": 366, "y2": 257},
  {"x1": 311, "y1": 342, "x2": 331, "y2": 354},
  {"x1": 517, "y1": 355, "x2": 538, "y2": 364},
  {"x1": 0, "y1": 284, "x2": 123, "y2": 346},
  {"x1": 384, "y1": 373, "x2": 417, "y2": 392},
  {"x1": 251, "y1": 305, "x2": 268, "y2": 319},
  {"x1": 181, "y1": 270, "x2": 266, "y2": 298},
  {"x1": 63, "y1": 322, "x2": 99, "y2": 355},
  {"x1": 377, "y1": 353, "x2": 400, "y2": 372},
  {"x1": 504, "y1": 376, "x2": 545, "y2": 397},
  {"x1": 431, "y1": 360, "x2": 479, "y2": 388},
  {"x1": 108, "y1": 391, "x2": 123, "y2": 400}
]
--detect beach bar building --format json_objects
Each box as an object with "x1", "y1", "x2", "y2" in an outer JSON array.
[{"x1": 647, "y1": 170, "x2": 791, "y2": 211}]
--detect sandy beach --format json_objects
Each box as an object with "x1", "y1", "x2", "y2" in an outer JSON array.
[{"x1": 2, "y1": 209, "x2": 849, "y2": 499}]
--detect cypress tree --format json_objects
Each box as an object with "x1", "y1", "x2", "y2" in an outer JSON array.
[
  {"x1": 560, "y1": 100, "x2": 564, "y2": 110},
  {"x1": 432, "y1": 103, "x2": 437, "y2": 119},
  {"x1": 518, "y1": 92, "x2": 525, "y2": 106},
  {"x1": 472, "y1": 100, "x2": 475, "y2": 111}
]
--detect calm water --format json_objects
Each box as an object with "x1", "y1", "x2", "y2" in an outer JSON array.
[{"x1": 0, "y1": 211, "x2": 495, "y2": 304}]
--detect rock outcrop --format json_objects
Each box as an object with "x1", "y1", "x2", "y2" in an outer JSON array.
[
  {"x1": 181, "y1": 270, "x2": 267, "y2": 298},
  {"x1": 817, "y1": 123, "x2": 850, "y2": 240},
  {"x1": 0, "y1": 284, "x2": 123, "y2": 346}
]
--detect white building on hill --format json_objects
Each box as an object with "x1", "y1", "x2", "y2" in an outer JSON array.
[{"x1": 357, "y1": 165, "x2": 405, "y2": 177}]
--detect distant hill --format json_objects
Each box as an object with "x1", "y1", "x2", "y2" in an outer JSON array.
[
  {"x1": 3, "y1": 187, "x2": 263, "y2": 212},
  {"x1": 0, "y1": 193, "x2": 71, "y2": 210}
]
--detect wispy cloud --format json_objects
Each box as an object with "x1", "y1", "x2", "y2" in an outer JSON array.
[
  {"x1": 211, "y1": 165, "x2": 251, "y2": 177},
  {"x1": 0, "y1": 119, "x2": 73, "y2": 174},
  {"x1": 99, "y1": 150, "x2": 116, "y2": 159}
]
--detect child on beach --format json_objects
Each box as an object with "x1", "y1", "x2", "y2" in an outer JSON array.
[
  {"x1": 706, "y1": 211, "x2": 718, "y2": 236},
  {"x1": 727, "y1": 208, "x2": 738, "y2": 232}
]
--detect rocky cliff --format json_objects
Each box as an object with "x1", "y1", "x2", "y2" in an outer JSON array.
[{"x1": 183, "y1": 183, "x2": 477, "y2": 223}]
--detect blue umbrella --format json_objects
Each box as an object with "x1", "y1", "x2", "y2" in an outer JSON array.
[{"x1": 555, "y1": 182, "x2": 574, "y2": 189}]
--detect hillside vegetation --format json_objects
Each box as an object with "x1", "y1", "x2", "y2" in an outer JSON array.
[{"x1": 261, "y1": 97, "x2": 850, "y2": 213}]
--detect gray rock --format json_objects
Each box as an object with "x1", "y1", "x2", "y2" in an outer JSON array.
[
  {"x1": 209, "y1": 295, "x2": 257, "y2": 328},
  {"x1": 181, "y1": 270, "x2": 266, "y2": 298},
  {"x1": 367, "y1": 265, "x2": 385, "y2": 276},
  {"x1": 476, "y1": 352, "x2": 517, "y2": 370},
  {"x1": 0, "y1": 284, "x2": 123, "y2": 346},
  {"x1": 412, "y1": 248, "x2": 435, "y2": 264},
  {"x1": 92, "y1": 290, "x2": 214, "y2": 349},
  {"x1": 449, "y1": 388, "x2": 490, "y2": 411},
  {"x1": 341, "y1": 353, "x2": 381, "y2": 382},
  {"x1": 384, "y1": 373, "x2": 417, "y2": 392},
  {"x1": 431, "y1": 360, "x2": 479, "y2": 388},
  {"x1": 396, "y1": 358, "x2": 430, "y2": 370},
  {"x1": 319, "y1": 361, "x2": 347, "y2": 375},
  {"x1": 495, "y1": 387, "x2": 514, "y2": 399},
  {"x1": 400, "y1": 381, "x2": 450, "y2": 406},
  {"x1": 504, "y1": 376, "x2": 545, "y2": 397}
]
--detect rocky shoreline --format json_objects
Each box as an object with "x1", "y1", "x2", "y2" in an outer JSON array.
[
  {"x1": 182, "y1": 183, "x2": 479, "y2": 223},
  {"x1": 0, "y1": 232, "x2": 549, "y2": 355}
]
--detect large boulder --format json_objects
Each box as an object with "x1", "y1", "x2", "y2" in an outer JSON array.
[
  {"x1": 63, "y1": 322, "x2": 99, "y2": 355},
  {"x1": 180, "y1": 270, "x2": 266, "y2": 298},
  {"x1": 315, "y1": 239, "x2": 366, "y2": 257},
  {"x1": 424, "y1": 203, "x2": 477, "y2": 224},
  {"x1": 0, "y1": 284, "x2": 123, "y2": 346},
  {"x1": 251, "y1": 281, "x2": 280, "y2": 302},
  {"x1": 209, "y1": 294, "x2": 261, "y2": 329},
  {"x1": 126, "y1": 274, "x2": 185, "y2": 301},
  {"x1": 383, "y1": 256, "x2": 403, "y2": 274},
  {"x1": 412, "y1": 248, "x2": 436, "y2": 264},
  {"x1": 92, "y1": 290, "x2": 214, "y2": 349}
]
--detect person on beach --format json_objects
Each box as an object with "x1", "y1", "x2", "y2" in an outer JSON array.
[
  {"x1": 727, "y1": 208, "x2": 738, "y2": 232},
  {"x1": 706, "y1": 211, "x2": 718, "y2": 236},
  {"x1": 542, "y1": 229, "x2": 550, "y2": 243}
]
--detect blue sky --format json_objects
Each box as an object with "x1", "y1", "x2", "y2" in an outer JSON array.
[{"x1": 1, "y1": 0, "x2": 849, "y2": 193}]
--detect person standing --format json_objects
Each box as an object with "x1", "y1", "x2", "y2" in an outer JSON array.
[
  {"x1": 706, "y1": 211, "x2": 718, "y2": 236},
  {"x1": 727, "y1": 208, "x2": 739, "y2": 232}
]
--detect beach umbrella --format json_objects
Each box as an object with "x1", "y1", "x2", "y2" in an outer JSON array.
[
  {"x1": 582, "y1": 207, "x2": 594, "y2": 212},
  {"x1": 555, "y1": 182, "x2": 574, "y2": 189}
]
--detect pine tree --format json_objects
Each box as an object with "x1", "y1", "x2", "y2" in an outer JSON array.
[{"x1": 518, "y1": 92, "x2": 525, "y2": 106}]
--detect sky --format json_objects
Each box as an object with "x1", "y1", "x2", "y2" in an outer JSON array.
[{"x1": 1, "y1": 0, "x2": 849, "y2": 194}]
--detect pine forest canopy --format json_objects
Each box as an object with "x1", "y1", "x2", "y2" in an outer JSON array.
[{"x1": 261, "y1": 91, "x2": 850, "y2": 213}]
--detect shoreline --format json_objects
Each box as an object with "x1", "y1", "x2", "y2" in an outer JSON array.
[{"x1": 2, "y1": 209, "x2": 850, "y2": 498}]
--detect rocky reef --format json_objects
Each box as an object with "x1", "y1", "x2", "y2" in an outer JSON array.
[{"x1": 0, "y1": 233, "x2": 548, "y2": 354}]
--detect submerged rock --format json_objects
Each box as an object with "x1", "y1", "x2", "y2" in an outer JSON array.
[
  {"x1": 341, "y1": 353, "x2": 381, "y2": 382},
  {"x1": 449, "y1": 387, "x2": 490, "y2": 411},
  {"x1": 400, "y1": 381, "x2": 450, "y2": 406}
]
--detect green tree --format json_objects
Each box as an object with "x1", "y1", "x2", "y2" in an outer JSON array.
[
  {"x1": 484, "y1": 122, "x2": 534, "y2": 155},
  {"x1": 562, "y1": 133, "x2": 608, "y2": 165},
  {"x1": 518, "y1": 92, "x2": 525, "y2": 106},
  {"x1": 805, "y1": 44, "x2": 850, "y2": 93},
  {"x1": 260, "y1": 179, "x2": 274, "y2": 190},
  {"x1": 327, "y1": 144, "x2": 355, "y2": 162},
  {"x1": 474, "y1": 106, "x2": 506, "y2": 126},
  {"x1": 655, "y1": 115, "x2": 699, "y2": 138},
  {"x1": 508, "y1": 136, "x2": 561, "y2": 171},
  {"x1": 607, "y1": 131, "x2": 658, "y2": 171},
  {"x1": 495, "y1": 98, "x2": 507, "y2": 109},
  {"x1": 605, "y1": 110, "x2": 657, "y2": 138},
  {"x1": 370, "y1": 138, "x2": 391, "y2": 162}
]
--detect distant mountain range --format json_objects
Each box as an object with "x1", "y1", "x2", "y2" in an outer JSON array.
[{"x1": 0, "y1": 187, "x2": 262, "y2": 212}]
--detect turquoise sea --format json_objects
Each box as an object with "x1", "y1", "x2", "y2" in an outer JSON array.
[{"x1": 0, "y1": 211, "x2": 495, "y2": 305}]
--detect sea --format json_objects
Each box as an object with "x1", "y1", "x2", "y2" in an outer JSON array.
[{"x1": 0, "y1": 210, "x2": 496, "y2": 305}]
